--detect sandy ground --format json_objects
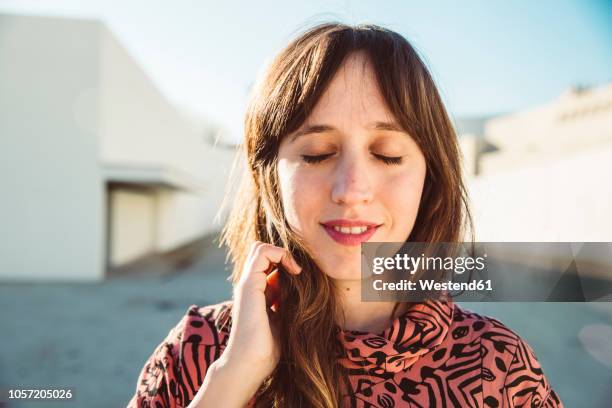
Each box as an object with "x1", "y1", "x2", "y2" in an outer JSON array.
[{"x1": 1, "y1": 237, "x2": 611, "y2": 407}]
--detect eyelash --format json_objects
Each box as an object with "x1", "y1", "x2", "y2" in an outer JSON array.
[{"x1": 300, "y1": 153, "x2": 403, "y2": 165}]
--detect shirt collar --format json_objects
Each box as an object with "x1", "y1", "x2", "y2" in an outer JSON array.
[{"x1": 336, "y1": 298, "x2": 454, "y2": 373}]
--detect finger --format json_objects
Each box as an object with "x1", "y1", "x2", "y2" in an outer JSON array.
[
  {"x1": 263, "y1": 262, "x2": 275, "y2": 276},
  {"x1": 250, "y1": 244, "x2": 302, "y2": 276},
  {"x1": 280, "y1": 250, "x2": 302, "y2": 275},
  {"x1": 247, "y1": 240, "x2": 265, "y2": 258}
]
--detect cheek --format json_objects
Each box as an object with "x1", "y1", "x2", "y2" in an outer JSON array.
[
  {"x1": 278, "y1": 166, "x2": 325, "y2": 230},
  {"x1": 383, "y1": 169, "x2": 425, "y2": 227}
]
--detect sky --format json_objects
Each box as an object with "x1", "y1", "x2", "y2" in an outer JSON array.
[{"x1": 1, "y1": 0, "x2": 611, "y2": 142}]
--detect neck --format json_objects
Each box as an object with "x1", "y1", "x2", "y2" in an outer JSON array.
[{"x1": 334, "y1": 278, "x2": 407, "y2": 334}]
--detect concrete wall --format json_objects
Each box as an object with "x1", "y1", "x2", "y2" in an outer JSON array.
[
  {"x1": 0, "y1": 14, "x2": 104, "y2": 281},
  {"x1": 481, "y1": 85, "x2": 612, "y2": 175},
  {"x1": 98, "y1": 26, "x2": 237, "y2": 253},
  {"x1": 108, "y1": 188, "x2": 156, "y2": 266},
  {"x1": 0, "y1": 14, "x2": 237, "y2": 280},
  {"x1": 98, "y1": 27, "x2": 206, "y2": 175},
  {"x1": 469, "y1": 142, "x2": 612, "y2": 242}
]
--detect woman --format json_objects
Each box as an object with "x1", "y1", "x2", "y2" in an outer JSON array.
[{"x1": 127, "y1": 23, "x2": 563, "y2": 407}]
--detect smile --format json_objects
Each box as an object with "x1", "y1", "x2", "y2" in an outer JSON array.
[
  {"x1": 331, "y1": 225, "x2": 368, "y2": 234},
  {"x1": 320, "y1": 220, "x2": 382, "y2": 246}
]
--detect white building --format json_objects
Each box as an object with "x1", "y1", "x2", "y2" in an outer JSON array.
[
  {"x1": 0, "y1": 14, "x2": 237, "y2": 281},
  {"x1": 460, "y1": 83, "x2": 612, "y2": 242},
  {"x1": 479, "y1": 84, "x2": 612, "y2": 175},
  {"x1": 454, "y1": 115, "x2": 499, "y2": 177}
]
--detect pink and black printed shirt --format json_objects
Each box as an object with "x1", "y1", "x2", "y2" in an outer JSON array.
[{"x1": 128, "y1": 298, "x2": 563, "y2": 407}]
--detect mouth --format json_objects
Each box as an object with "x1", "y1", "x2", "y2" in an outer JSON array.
[{"x1": 320, "y1": 220, "x2": 382, "y2": 247}]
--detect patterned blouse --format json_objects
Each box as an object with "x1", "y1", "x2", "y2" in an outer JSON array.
[{"x1": 127, "y1": 299, "x2": 563, "y2": 407}]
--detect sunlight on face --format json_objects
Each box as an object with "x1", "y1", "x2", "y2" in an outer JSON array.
[{"x1": 277, "y1": 52, "x2": 427, "y2": 281}]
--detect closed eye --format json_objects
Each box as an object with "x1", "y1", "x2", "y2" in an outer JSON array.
[
  {"x1": 372, "y1": 153, "x2": 403, "y2": 165},
  {"x1": 300, "y1": 153, "x2": 403, "y2": 165},
  {"x1": 301, "y1": 153, "x2": 335, "y2": 163}
]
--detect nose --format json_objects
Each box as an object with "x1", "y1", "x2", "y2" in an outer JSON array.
[{"x1": 331, "y1": 152, "x2": 374, "y2": 206}]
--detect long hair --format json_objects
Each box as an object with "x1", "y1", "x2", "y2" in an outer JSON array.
[{"x1": 218, "y1": 22, "x2": 473, "y2": 407}]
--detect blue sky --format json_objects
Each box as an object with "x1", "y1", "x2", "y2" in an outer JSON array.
[{"x1": 1, "y1": 0, "x2": 611, "y2": 142}]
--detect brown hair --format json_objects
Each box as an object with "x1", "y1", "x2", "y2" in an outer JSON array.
[{"x1": 219, "y1": 22, "x2": 473, "y2": 407}]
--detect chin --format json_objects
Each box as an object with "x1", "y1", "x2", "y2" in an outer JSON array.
[{"x1": 319, "y1": 258, "x2": 362, "y2": 280}]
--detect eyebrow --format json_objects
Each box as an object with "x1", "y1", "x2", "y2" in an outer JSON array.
[
  {"x1": 368, "y1": 121, "x2": 405, "y2": 132},
  {"x1": 289, "y1": 124, "x2": 335, "y2": 143},
  {"x1": 289, "y1": 121, "x2": 406, "y2": 143}
]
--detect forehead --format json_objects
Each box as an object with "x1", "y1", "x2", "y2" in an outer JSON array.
[{"x1": 304, "y1": 52, "x2": 396, "y2": 126}]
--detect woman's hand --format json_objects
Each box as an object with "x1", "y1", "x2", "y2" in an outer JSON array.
[
  {"x1": 223, "y1": 241, "x2": 302, "y2": 377},
  {"x1": 188, "y1": 242, "x2": 302, "y2": 408}
]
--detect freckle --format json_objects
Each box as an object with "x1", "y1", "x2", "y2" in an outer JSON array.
[{"x1": 346, "y1": 287, "x2": 350, "y2": 291}]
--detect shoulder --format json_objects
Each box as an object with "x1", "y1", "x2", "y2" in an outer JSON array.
[
  {"x1": 449, "y1": 303, "x2": 530, "y2": 371},
  {"x1": 450, "y1": 303, "x2": 524, "y2": 354},
  {"x1": 152, "y1": 299, "x2": 234, "y2": 357},
  {"x1": 181, "y1": 300, "x2": 235, "y2": 343},
  {"x1": 127, "y1": 300, "x2": 235, "y2": 408},
  {"x1": 449, "y1": 303, "x2": 563, "y2": 407}
]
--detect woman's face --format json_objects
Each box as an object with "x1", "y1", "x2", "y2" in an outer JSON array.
[{"x1": 277, "y1": 52, "x2": 426, "y2": 280}]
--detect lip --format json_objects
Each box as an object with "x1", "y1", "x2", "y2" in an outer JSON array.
[
  {"x1": 321, "y1": 219, "x2": 381, "y2": 227},
  {"x1": 320, "y1": 219, "x2": 382, "y2": 247}
]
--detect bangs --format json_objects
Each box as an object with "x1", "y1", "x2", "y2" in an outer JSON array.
[{"x1": 249, "y1": 24, "x2": 423, "y2": 150}]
